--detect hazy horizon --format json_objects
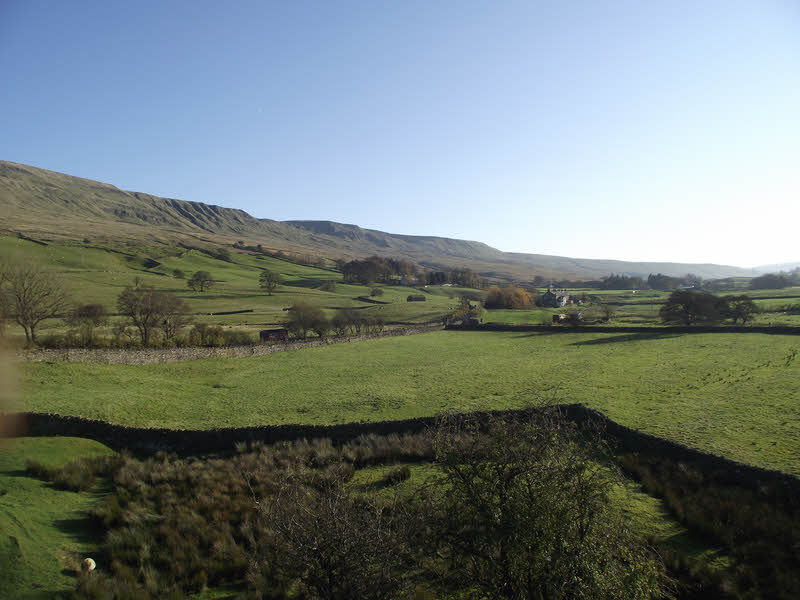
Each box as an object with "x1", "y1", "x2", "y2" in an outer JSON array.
[{"x1": 1, "y1": 1, "x2": 798, "y2": 267}]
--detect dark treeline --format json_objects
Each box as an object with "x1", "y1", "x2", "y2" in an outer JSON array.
[
  {"x1": 338, "y1": 256, "x2": 484, "y2": 288},
  {"x1": 660, "y1": 290, "x2": 759, "y2": 325},
  {"x1": 750, "y1": 269, "x2": 800, "y2": 290},
  {"x1": 599, "y1": 273, "x2": 704, "y2": 290},
  {"x1": 339, "y1": 256, "x2": 417, "y2": 285}
]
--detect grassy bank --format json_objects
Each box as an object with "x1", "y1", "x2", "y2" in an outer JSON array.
[{"x1": 0, "y1": 437, "x2": 116, "y2": 598}]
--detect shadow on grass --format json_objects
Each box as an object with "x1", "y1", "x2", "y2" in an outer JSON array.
[
  {"x1": 568, "y1": 332, "x2": 683, "y2": 346},
  {"x1": 53, "y1": 516, "x2": 103, "y2": 547}
]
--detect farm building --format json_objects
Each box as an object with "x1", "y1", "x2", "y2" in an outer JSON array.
[
  {"x1": 259, "y1": 328, "x2": 289, "y2": 342},
  {"x1": 541, "y1": 287, "x2": 570, "y2": 308}
]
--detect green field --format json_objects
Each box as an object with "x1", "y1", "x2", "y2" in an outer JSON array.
[
  {"x1": 0, "y1": 235, "x2": 465, "y2": 343},
  {"x1": 19, "y1": 329, "x2": 800, "y2": 475},
  {"x1": 0, "y1": 437, "x2": 116, "y2": 598}
]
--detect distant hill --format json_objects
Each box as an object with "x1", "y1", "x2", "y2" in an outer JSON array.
[
  {"x1": 753, "y1": 262, "x2": 800, "y2": 274},
  {"x1": 0, "y1": 160, "x2": 756, "y2": 281}
]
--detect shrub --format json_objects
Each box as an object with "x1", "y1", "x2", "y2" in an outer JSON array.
[
  {"x1": 188, "y1": 323, "x2": 225, "y2": 346},
  {"x1": 222, "y1": 330, "x2": 253, "y2": 346},
  {"x1": 381, "y1": 465, "x2": 411, "y2": 486}
]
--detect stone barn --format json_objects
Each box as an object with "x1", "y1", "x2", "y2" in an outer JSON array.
[{"x1": 259, "y1": 328, "x2": 289, "y2": 343}]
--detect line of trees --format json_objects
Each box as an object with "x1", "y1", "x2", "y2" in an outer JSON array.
[
  {"x1": 659, "y1": 290, "x2": 759, "y2": 326},
  {"x1": 338, "y1": 256, "x2": 484, "y2": 289},
  {"x1": 339, "y1": 256, "x2": 418, "y2": 285},
  {"x1": 750, "y1": 271, "x2": 800, "y2": 290},
  {"x1": 599, "y1": 273, "x2": 703, "y2": 291},
  {"x1": 285, "y1": 303, "x2": 385, "y2": 339}
]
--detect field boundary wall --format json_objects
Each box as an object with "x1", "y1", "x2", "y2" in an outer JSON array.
[
  {"x1": 16, "y1": 324, "x2": 443, "y2": 365},
  {"x1": 456, "y1": 324, "x2": 800, "y2": 335},
  {"x1": 4, "y1": 404, "x2": 798, "y2": 496}
]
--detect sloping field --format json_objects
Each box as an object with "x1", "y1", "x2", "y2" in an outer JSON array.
[{"x1": 19, "y1": 330, "x2": 800, "y2": 474}]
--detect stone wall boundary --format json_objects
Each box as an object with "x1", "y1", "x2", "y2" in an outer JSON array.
[
  {"x1": 450, "y1": 324, "x2": 800, "y2": 335},
  {"x1": 16, "y1": 324, "x2": 444, "y2": 365},
  {"x1": 4, "y1": 404, "x2": 798, "y2": 498}
]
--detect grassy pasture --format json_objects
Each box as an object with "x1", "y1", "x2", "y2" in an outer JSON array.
[
  {"x1": 19, "y1": 330, "x2": 800, "y2": 475},
  {"x1": 0, "y1": 236, "x2": 465, "y2": 342},
  {"x1": 0, "y1": 437, "x2": 116, "y2": 598}
]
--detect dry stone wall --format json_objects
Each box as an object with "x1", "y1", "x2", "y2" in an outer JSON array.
[
  {"x1": 6, "y1": 404, "x2": 798, "y2": 498},
  {"x1": 17, "y1": 324, "x2": 443, "y2": 365}
]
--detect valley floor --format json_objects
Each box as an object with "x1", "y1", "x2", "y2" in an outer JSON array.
[{"x1": 17, "y1": 329, "x2": 800, "y2": 475}]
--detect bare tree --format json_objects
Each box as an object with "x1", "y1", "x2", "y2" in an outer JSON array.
[
  {"x1": 159, "y1": 294, "x2": 193, "y2": 341},
  {"x1": 1, "y1": 262, "x2": 69, "y2": 345},
  {"x1": 260, "y1": 465, "x2": 415, "y2": 600},
  {"x1": 117, "y1": 284, "x2": 190, "y2": 345}
]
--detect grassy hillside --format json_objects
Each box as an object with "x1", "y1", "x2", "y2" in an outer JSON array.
[
  {"x1": 0, "y1": 235, "x2": 466, "y2": 344},
  {"x1": 1, "y1": 160, "x2": 756, "y2": 281},
  {"x1": 20, "y1": 330, "x2": 800, "y2": 475}
]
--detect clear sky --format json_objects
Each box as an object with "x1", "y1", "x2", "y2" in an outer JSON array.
[{"x1": 1, "y1": 1, "x2": 798, "y2": 268}]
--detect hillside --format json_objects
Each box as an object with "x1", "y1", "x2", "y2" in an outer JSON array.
[{"x1": 0, "y1": 160, "x2": 755, "y2": 281}]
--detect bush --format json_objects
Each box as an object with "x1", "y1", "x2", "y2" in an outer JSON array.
[
  {"x1": 485, "y1": 284, "x2": 534, "y2": 309},
  {"x1": 222, "y1": 330, "x2": 253, "y2": 346},
  {"x1": 285, "y1": 301, "x2": 328, "y2": 338},
  {"x1": 381, "y1": 465, "x2": 411, "y2": 486},
  {"x1": 370, "y1": 287, "x2": 384, "y2": 297},
  {"x1": 188, "y1": 323, "x2": 225, "y2": 347}
]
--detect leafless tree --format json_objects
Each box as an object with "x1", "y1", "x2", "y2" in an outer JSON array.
[
  {"x1": 159, "y1": 294, "x2": 193, "y2": 341},
  {"x1": 117, "y1": 284, "x2": 191, "y2": 345},
  {"x1": 0, "y1": 261, "x2": 70, "y2": 345},
  {"x1": 65, "y1": 303, "x2": 108, "y2": 346},
  {"x1": 258, "y1": 464, "x2": 415, "y2": 600}
]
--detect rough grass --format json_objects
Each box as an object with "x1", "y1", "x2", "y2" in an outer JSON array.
[
  {"x1": 352, "y1": 461, "x2": 731, "y2": 577},
  {"x1": 0, "y1": 437, "x2": 116, "y2": 598},
  {"x1": 20, "y1": 330, "x2": 800, "y2": 475}
]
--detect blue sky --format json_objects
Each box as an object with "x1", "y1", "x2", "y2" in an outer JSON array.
[{"x1": 1, "y1": 1, "x2": 798, "y2": 267}]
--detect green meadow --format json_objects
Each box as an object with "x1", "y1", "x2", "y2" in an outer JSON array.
[
  {"x1": 20, "y1": 329, "x2": 800, "y2": 475},
  {"x1": 0, "y1": 235, "x2": 464, "y2": 342},
  {"x1": 0, "y1": 437, "x2": 116, "y2": 599}
]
